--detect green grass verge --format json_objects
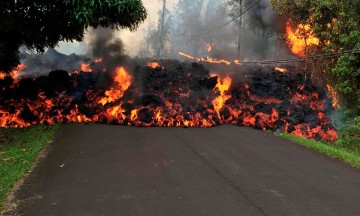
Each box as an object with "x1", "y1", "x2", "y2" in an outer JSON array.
[
  {"x1": 278, "y1": 133, "x2": 360, "y2": 168},
  {"x1": 0, "y1": 124, "x2": 59, "y2": 211}
]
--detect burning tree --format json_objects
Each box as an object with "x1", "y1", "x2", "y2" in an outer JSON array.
[
  {"x1": 0, "y1": 0, "x2": 147, "y2": 72},
  {"x1": 270, "y1": 0, "x2": 360, "y2": 114}
]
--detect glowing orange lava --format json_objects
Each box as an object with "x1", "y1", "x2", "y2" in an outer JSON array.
[
  {"x1": 9, "y1": 64, "x2": 26, "y2": 80},
  {"x1": 0, "y1": 72, "x2": 6, "y2": 80},
  {"x1": 99, "y1": 67, "x2": 132, "y2": 106},
  {"x1": 147, "y1": 62, "x2": 160, "y2": 69},
  {"x1": 212, "y1": 75, "x2": 232, "y2": 115},
  {"x1": 81, "y1": 63, "x2": 92, "y2": 73}
]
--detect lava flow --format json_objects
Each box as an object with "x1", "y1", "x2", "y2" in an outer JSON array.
[{"x1": 0, "y1": 60, "x2": 338, "y2": 142}]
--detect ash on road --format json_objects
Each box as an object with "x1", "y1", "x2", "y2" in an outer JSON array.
[{"x1": 12, "y1": 124, "x2": 360, "y2": 215}]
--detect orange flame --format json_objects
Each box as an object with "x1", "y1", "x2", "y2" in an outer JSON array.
[
  {"x1": 81, "y1": 63, "x2": 92, "y2": 73},
  {"x1": 206, "y1": 43, "x2": 213, "y2": 52},
  {"x1": 286, "y1": 20, "x2": 319, "y2": 57},
  {"x1": 0, "y1": 72, "x2": 6, "y2": 80},
  {"x1": 212, "y1": 75, "x2": 232, "y2": 115},
  {"x1": 9, "y1": 64, "x2": 26, "y2": 80},
  {"x1": 178, "y1": 52, "x2": 232, "y2": 66},
  {"x1": 275, "y1": 67, "x2": 287, "y2": 73},
  {"x1": 326, "y1": 84, "x2": 339, "y2": 109},
  {"x1": 147, "y1": 62, "x2": 160, "y2": 69},
  {"x1": 99, "y1": 67, "x2": 132, "y2": 105},
  {"x1": 95, "y1": 57, "x2": 103, "y2": 63}
]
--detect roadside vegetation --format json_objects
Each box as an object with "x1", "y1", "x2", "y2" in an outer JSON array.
[
  {"x1": 270, "y1": 0, "x2": 360, "y2": 167},
  {"x1": 279, "y1": 110, "x2": 360, "y2": 167},
  {"x1": 0, "y1": 124, "x2": 58, "y2": 211}
]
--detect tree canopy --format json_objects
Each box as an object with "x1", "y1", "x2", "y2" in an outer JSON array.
[
  {"x1": 270, "y1": 0, "x2": 360, "y2": 113},
  {"x1": 0, "y1": 0, "x2": 147, "y2": 72}
]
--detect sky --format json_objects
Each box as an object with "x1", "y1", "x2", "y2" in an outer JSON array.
[{"x1": 56, "y1": 0, "x2": 177, "y2": 56}]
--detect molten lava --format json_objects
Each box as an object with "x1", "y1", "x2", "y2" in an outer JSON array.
[
  {"x1": 99, "y1": 67, "x2": 132, "y2": 106},
  {"x1": 0, "y1": 60, "x2": 338, "y2": 142},
  {"x1": 286, "y1": 20, "x2": 320, "y2": 56},
  {"x1": 212, "y1": 76, "x2": 232, "y2": 116},
  {"x1": 147, "y1": 62, "x2": 160, "y2": 69},
  {"x1": 81, "y1": 63, "x2": 92, "y2": 73}
]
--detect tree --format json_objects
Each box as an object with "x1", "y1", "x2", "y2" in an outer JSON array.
[
  {"x1": 144, "y1": 8, "x2": 173, "y2": 57},
  {"x1": 0, "y1": 0, "x2": 147, "y2": 72},
  {"x1": 228, "y1": 0, "x2": 278, "y2": 59},
  {"x1": 171, "y1": 0, "x2": 205, "y2": 56},
  {"x1": 270, "y1": 0, "x2": 360, "y2": 113}
]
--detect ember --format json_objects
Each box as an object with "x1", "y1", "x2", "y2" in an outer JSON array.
[
  {"x1": 275, "y1": 67, "x2": 287, "y2": 73},
  {"x1": 0, "y1": 60, "x2": 337, "y2": 142}
]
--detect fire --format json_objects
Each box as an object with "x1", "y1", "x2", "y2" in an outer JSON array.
[
  {"x1": 275, "y1": 67, "x2": 287, "y2": 73},
  {"x1": 81, "y1": 63, "x2": 92, "y2": 73},
  {"x1": 95, "y1": 57, "x2": 103, "y2": 63},
  {"x1": 0, "y1": 72, "x2": 6, "y2": 80},
  {"x1": 178, "y1": 52, "x2": 196, "y2": 60},
  {"x1": 99, "y1": 67, "x2": 132, "y2": 106},
  {"x1": 178, "y1": 52, "x2": 233, "y2": 66},
  {"x1": 147, "y1": 62, "x2": 160, "y2": 69},
  {"x1": 212, "y1": 76, "x2": 232, "y2": 115},
  {"x1": 326, "y1": 84, "x2": 339, "y2": 109},
  {"x1": 0, "y1": 60, "x2": 338, "y2": 142},
  {"x1": 286, "y1": 20, "x2": 320, "y2": 56},
  {"x1": 206, "y1": 43, "x2": 213, "y2": 52},
  {"x1": 9, "y1": 64, "x2": 26, "y2": 80}
]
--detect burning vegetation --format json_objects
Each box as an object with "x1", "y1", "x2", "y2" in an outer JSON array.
[{"x1": 0, "y1": 59, "x2": 337, "y2": 142}]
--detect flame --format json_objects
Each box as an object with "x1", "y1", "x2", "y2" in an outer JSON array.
[
  {"x1": 0, "y1": 63, "x2": 338, "y2": 142},
  {"x1": 275, "y1": 67, "x2": 287, "y2": 73},
  {"x1": 212, "y1": 76, "x2": 232, "y2": 115},
  {"x1": 206, "y1": 43, "x2": 213, "y2": 52},
  {"x1": 81, "y1": 63, "x2": 92, "y2": 73},
  {"x1": 286, "y1": 20, "x2": 319, "y2": 57},
  {"x1": 326, "y1": 84, "x2": 339, "y2": 109},
  {"x1": 9, "y1": 64, "x2": 26, "y2": 80},
  {"x1": 99, "y1": 67, "x2": 132, "y2": 105},
  {"x1": 0, "y1": 72, "x2": 6, "y2": 80},
  {"x1": 178, "y1": 52, "x2": 233, "y2": 66},
  {"x1": 147, "y1": 62, "x2": 160, "y2": 69},
  {"x1": 95, "y1": 57, "x2": 103, "y2": 63},
  {"x1": 178, "y1": 52, "x2": 196, "y2": 60}
]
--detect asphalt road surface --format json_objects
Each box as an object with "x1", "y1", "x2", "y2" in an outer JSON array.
[{"x1": 11, "y1": 124, "x2": 360, "y2": 215}]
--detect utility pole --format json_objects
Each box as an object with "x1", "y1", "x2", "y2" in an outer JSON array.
[
  {"x1": 156, "y1": 0, "x2": 166, "y2": 59},
  {"x1": 237, "y1": 0, "x2": 243, "y2": 60}
]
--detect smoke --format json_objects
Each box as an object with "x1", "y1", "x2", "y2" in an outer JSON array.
[
  {"x1": 136, "y1": 0, "x2": 292, "y2": 63},
  {"x1": 19, "y1": 49, "x2": 88, "y2": 77}
]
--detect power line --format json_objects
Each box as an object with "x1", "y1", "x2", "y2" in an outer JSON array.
[
  {"x1": 240, "y1": 50, "x2": 360, "y2": 65},
  {"x1": 178, "y1": 50, "x2": 360, "y2": 65},
  {"x1": 184, "y1": 0, "x2": 262, "y2": 37},
  {"x1": 200, "y1": 1, "x2": 229, "y2": 17}
]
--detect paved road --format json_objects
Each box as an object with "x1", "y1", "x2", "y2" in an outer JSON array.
[{"x1": 11, "y1": 124, "x2": 360, "y2": 215}]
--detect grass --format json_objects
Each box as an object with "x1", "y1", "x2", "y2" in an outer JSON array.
[
  {"x1": 0, "y1": 124, "x2": 59, "y2": 211},
  {"x1": 278, "y1": 133, "x2": 360, "y2": 168}
]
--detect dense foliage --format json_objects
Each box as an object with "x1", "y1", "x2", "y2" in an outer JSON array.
[
  {"x1": 270, "y1": 0, "x2": 360, "y2": 114},
  {"x1": 0, "y1": 0, "x2": 147, "y2": 72}
]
